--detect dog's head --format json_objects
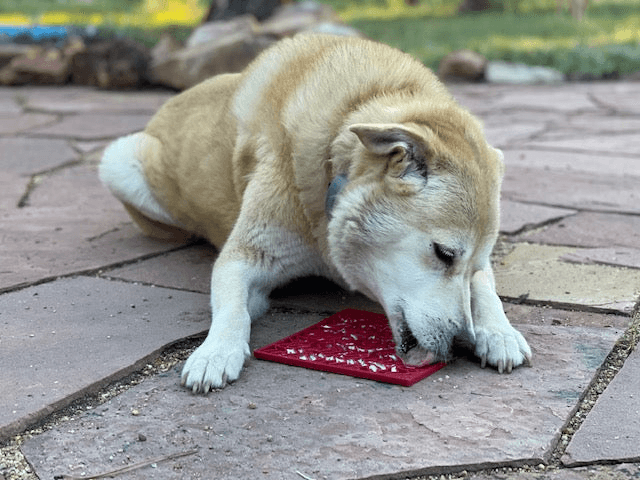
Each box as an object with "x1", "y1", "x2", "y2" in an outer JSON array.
[{"x1": 327, "y1": 110, "x2": 504, "y2": 366}]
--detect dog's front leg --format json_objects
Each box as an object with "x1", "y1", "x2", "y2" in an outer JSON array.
[
  {"x1": 181, "y1": 251, "x2": 267, "y2": 394},
  {"x1": 470, "y1": 267, "x2": 532, "y2": 373}
]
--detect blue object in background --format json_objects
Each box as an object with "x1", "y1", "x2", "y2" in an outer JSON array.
[{"x1": 0, "y1": 25, "x2": 68, "y2": 42}]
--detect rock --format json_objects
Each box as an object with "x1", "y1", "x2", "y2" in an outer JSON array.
[
  {"x1": 150, "y1": 28, "x2": 276, "y2": 90},
  {"x1": 186, "y1": 14, "x2": 259, "y2": 48},
  {"x1": 485, "y1": 61, "x2": 565, "y2": 84},
  {"x1": 149, "y1": 1, "x2": 357, "y2": 91},
  {"x1": 150, "y1": 33, "x2": 182, "y2": 64},
  {"x1": 0, "y1": 44, "x2": 33, "y2": 69},
  {"x1": 203, "y1": 0, "x2": 282, "y2": 22},
  {"x1": 0, "y1": 46, "x2": 71, "y2": 85},
  {"x1": 260, "y1": 0, "x2": 343, "y2": 38},
  {"x1": 437, "y1": 49, "x2": 486, "y2": 82},
  {"x1": 70, "y1": 38, "x2": 150, "y2": 89}
]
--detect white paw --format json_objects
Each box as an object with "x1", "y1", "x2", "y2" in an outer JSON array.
[
  {"x1": 181, "y1": 338, "x2": 250, "y2": 393},
  {"x1": 474, "y1": 324, "x2": 532, "y2": 373}
]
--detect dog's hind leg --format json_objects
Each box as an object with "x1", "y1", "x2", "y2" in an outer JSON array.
[{"x1": 100, "y1": 132, "x2": 192, "y2": 241}]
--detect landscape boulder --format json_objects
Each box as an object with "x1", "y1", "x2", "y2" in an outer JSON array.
[
  {"x1": 485, "y1": 60, "x2": 565, "y2": 84},
  {"x1": 71, "y1": 37, "x2": 150, "y2": 89},
  {"x1": 260, "y1": 0, "x2": 345, "y2": 37},
  {"x1": 150, "y1": 1, "x2": 361, "y2": 91},
  {"x1": 437, "y1": 49, "x2": 487, "y2": 82},
  {"x1": 149, "y1": 20, "x2": 276, "y2": 90}
]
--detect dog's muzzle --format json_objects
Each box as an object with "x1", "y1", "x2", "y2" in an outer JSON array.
[{"x1": 395, "y1": 312, "x2": 438, "y2": 367}]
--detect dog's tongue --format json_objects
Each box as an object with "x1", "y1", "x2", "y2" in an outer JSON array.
[{"x1": 398, "y1": 347, "x2": 436, "y2": 367}]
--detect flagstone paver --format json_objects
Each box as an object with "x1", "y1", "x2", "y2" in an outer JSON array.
[
  {"x1": 16, "y1": 85, "x2": 174, "y2": 114},
  {"x1": 20, "y1": 315, "x2": 622, "y2": 480},
  {"x1": 514, "y1": 212, "x2": 640, "y2": 249},
  {"x1": 502, "y1": 165, "x2": 640, "y2": 214},
  {"x1": 500, "y1": 149, "x2": 640, "y2": 177},
  {"x1": 0, "y1": 138, "x2": 77, "y2": 175},
  {"x1": 562, "y1": 346, "x2": 640, "y2": 466},
  {"x1": 0, "y1": 113, "x2": 58, "y2": 135},
  {"x1": 0, "y1": 276, "x2": 210, "y2": 443},
  {"x1": 0, "y1": 163, "x2": 184, "y2": 291},
  {"x1": 26, "y1": 112, "x2": 153, "y2": 140},
  {"x1": 495, "y1": 243, "x2": 640, "y2": 314},
  {"x1": 561, "y1": 247, "x2": 640, "y2": 270},
  {"x1": 1, "y1": 80, "x2": 639, "y2": 480},
  {"x1": 523, "y1": 133, "x2": 640, "y2": 156},
  {"x1": 499, "y1": 200, "x2": 576, "y2": 235}
]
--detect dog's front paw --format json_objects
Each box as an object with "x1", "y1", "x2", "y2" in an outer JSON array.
[
  {"x1": 181, "y1": 339, "x2": 250, "y2": 393},
  {"x1": 474, "y1": 324, "x2": 532, "y2": 374}
]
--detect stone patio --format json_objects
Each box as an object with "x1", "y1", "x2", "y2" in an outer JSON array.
[{"x1": 1, "y1": 81, "x2": 639, "y2": 480}]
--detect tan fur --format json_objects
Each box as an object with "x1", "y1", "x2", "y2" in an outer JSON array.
[{"x1": 101, "y1": 35, "x2": 531, "y2": 393}]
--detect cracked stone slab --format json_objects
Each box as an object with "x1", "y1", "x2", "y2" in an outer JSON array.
[
  {"x1": 590, "y1": 82, "x2": 640, "y2": 114},
  {"x1": 15, "y1": 85, "x2": 174, "y2": 114},
  {"x1": 0, "y1": 137, "x2": 77, "y2": 175},
  {"x1": 104, "y1": 244, "x2": 218, "y2": 294},
  {"x1": 535, "y1": 115, "x2": 640, "y2": 142},
  {"x1": 500, "y1": 200, "x2": 576, "y2": 235},
  {"x1": 0, "y1": 171, "x2": 30, "y2": 211},
  {"x1": 523, "y1": 132, "x2": 640, "y2": 156},
  {"x1": 0, "y1": 276, "x2": 210, "y2": 443},
  {"x1": 484, "y1": 123, "x2": 547, "y2": 148},
  {"x1": 0, "y1": 112, "x2": 58, "y2": 135},
  {"x1": 479, "y1": 109, "x2": 567, "y2": 127},
  {"x1": 105, "y1": 244, "x2": 383, "y2": 313},
  {"x1": 27, "y1": 112, "x2": 152, "y2": 140},
  {"x1": 501, "y1": 149, "x2": 640, "y2": 177},
  {"x1": 503, "y1": 303, "x2": 631, "y2": 330},
  {"x1": 494, "y1": 243, "x2": 640, "y2": 314},
  {"x1": 561, "y1": 247, "x2": 640, "y2": 270},
  {"x1": 21, "y1": 314, "x2": 621, "y2": 480},
  {"x1": 0, "y1": 89, "x2": 22, "y2": 113},
  {"x1": 514, "y1": 212, "x2": 640, "y2": 249},
  {"x1": 489, "y1": 88, "x2": 597, "y2": 112},
  {"x1": 562, "y1": 346, "x2": 640, "y2": 466},
  {"x1": 1, "y1": 164, "x2": 184, "y2": 291},
  {"x1": 502, "y1": 166, "x2": 640, "y2": 214}
]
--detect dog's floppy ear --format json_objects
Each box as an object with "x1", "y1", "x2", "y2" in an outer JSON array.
[{"x1": 349, "y1": 123, "x2": 431, "y2": 178}]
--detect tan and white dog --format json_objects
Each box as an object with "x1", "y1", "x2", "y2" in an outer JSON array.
[{"x1": 100, "y1": 34, "x2": 531, "y2": 393}]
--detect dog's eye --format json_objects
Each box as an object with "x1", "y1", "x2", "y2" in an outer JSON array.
[{"x1": 433, "y1": 242, "x2": 456, "y2": 266}]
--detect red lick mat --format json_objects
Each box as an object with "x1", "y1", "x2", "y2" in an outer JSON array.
[{"x1": 253, "y1": 309, "x2": 446, "y2": 386}]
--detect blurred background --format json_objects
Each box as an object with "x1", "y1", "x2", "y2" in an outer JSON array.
[{"x1": 0, "y1": 0, "x2": 638, "y2": 88}]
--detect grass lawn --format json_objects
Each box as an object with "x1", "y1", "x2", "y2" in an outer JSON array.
[
  {"x1": 0, "y1": 0, "x2": 639, "y2": 77},
  {"x1": 334, "y1": 0, "x2": 640, "y2": 77}
]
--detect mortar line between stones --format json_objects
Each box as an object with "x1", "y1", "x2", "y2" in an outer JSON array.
[
  {"x1": 500, "y1": 296, "x2": 634, "y2": 317},
  {"x1": 501, "y1": 199, "x2": 640, "y2": 217},
  {"x1": 15, "y1": 159, "x2": 85, "y2": 208},
  {"x1": 0, "y1": 243, "x2": 198, "y2": 296}
]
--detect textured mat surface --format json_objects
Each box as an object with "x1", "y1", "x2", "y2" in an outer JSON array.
[{"x1": 254, "y1": 309, "x2": 445, "y2": 386}]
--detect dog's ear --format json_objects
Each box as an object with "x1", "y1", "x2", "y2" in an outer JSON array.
[{"x1": 349, "y1": 123, "x2": 431, "y2": 178}]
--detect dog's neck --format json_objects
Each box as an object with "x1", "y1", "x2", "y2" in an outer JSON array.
[{"x1": 325, "y1": 174, "x2": 349, "y2": 219}]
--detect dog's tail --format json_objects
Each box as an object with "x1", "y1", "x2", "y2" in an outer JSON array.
[{"x1": 100, "y1": 133, "x2": 189, "y2": 240}]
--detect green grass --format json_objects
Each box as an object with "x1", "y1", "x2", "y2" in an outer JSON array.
[{"x1": 328, "y1": 0, "x2": 640, "y2": 77}]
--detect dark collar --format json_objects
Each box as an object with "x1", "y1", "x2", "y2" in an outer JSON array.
[{"x1": 325, "y1": 174, "x2": 348, "y2": 218}]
